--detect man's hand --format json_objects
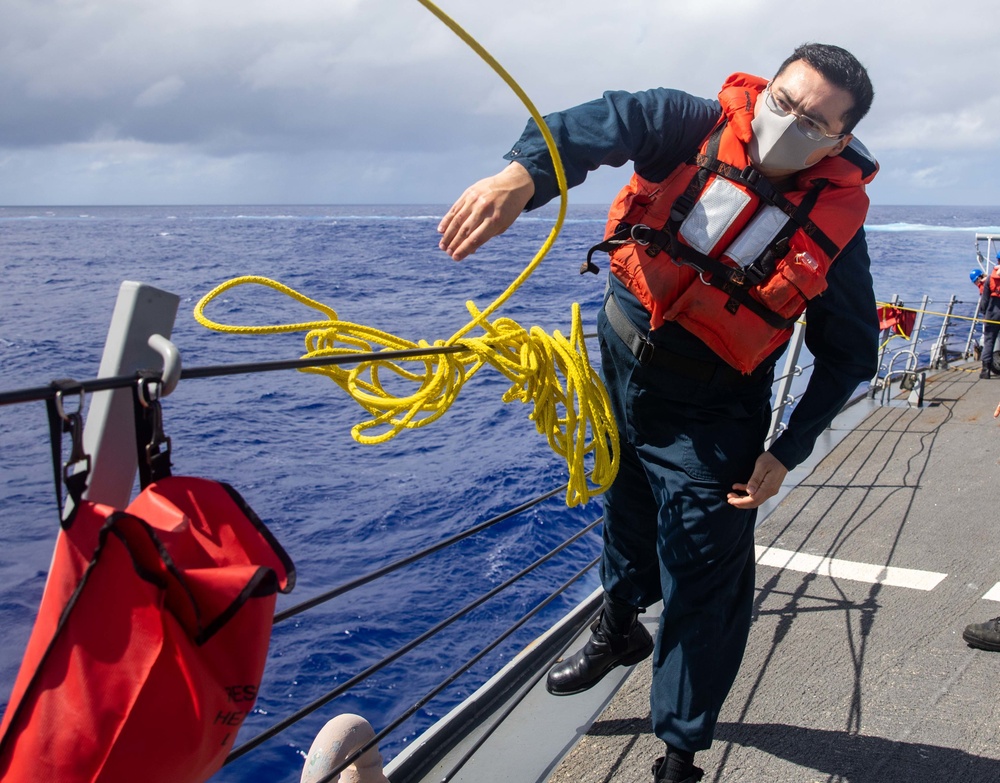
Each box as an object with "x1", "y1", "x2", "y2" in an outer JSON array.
[
  {"x1": 994, "y1": 399, "x2": 1000, "y2": 418},
  {"x1": 438, "y1": 162, "x2": 535, "y2": 260},
  {"x1": 727, "y1": 451, "x2": 789, "y2": 509}
]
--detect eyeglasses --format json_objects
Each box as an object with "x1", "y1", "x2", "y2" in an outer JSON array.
[{"x1": 764, "y1": 85, "x2": 846, "y2": 142}]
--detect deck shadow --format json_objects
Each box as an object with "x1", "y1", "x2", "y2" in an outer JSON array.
[{"x1": 713, "y1": 722, "x2": 1000, "y2": 782}]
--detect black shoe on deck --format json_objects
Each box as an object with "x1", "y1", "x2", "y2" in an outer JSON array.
[
  {"x1": 651, "y1": 756, "x2": 704, "y2": 783},
  {"x1": 980, "y1": 368, "x2": 992, "y2": 379},
  {"x1": 963, "y1": 617, "x2": 1000, "y2": 651},
  {"x1": 545, "y1": 610, "x2": 653, "y2": 696}
]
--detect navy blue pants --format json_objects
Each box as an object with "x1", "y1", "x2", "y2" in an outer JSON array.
[
  {"x1": 596, "y1": 295, "x2": 772, "y2": 752},
  {"x1": 982, "y1": 319, "x2": 999, "y2": 371}
]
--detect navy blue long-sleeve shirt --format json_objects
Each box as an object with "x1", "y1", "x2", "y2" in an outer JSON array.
[{"x1": 502, "y1": 88, "x2": 879, "y2": 470}]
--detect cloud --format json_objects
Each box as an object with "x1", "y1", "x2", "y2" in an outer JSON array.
[
  {"x1": 0, "y1": 0, "x2": 998, "y2": 205},
  {"x1": 134, "y1": 76, "x2": 186, "y2": 108},
  {"x1": 869, "y1": 99, "x2": 1000, "y2": 152}
]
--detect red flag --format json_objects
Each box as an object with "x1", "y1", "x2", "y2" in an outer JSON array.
[{"x1": 877, "y1": 305, "x2": 916, "y2": 338}]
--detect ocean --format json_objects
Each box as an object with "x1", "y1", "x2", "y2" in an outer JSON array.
[{"x1": 1, "y1": 203, "x2": 998, "y2": 781}]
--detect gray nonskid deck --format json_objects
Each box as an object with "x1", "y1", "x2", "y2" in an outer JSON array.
[{"x1": 548, "y1": 366, "x2": 1000, "y2": 782}]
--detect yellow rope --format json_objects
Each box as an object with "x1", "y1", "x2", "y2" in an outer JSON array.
[
  {"x1": 875, "y1": 299, "x2": 1000, "y2": 350},
  {"x1": 193, "y1": 2, "x2": 619, "y2": 507}
]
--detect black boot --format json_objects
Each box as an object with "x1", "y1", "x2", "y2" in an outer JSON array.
[
  {"x1": 545, "y1": 595, "x2": 653, "y2": 696},
  {"x1": 963, "y1": 616, "x2": 1000, "y2": 651},
  {"x1": 651, "y1": 753, "x2": 704, "y2": 783},
  {"x1": 980, "y1": 366, "x2": 992, "y2": 379}
]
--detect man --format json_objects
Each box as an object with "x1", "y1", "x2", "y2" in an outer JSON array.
[
  {"x1": 977, "y1": 254, "x2": 1000, "y2": 379},
  {"x1": 439, "y1": 43, "x2": 878, "y2": 783},
  {"x1": 961, "y1": 398, "x2": 1000, "y2": 650}
]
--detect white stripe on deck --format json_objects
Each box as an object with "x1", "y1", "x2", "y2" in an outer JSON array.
[
  {"x1": 981, "y1": 583, "x2": 1000, "y2": 602},
  {"x1": 755, "y1": 545, "x2": 948, "y2": 591}
]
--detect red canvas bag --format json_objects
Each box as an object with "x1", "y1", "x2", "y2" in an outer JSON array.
[{"x1": 0, "y1": 475, "x2": 295, "y2": 783}]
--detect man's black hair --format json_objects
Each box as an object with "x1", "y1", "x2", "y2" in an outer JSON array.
[{"x1": 775, "y1": 42, "x2": 874, "y2": 134}]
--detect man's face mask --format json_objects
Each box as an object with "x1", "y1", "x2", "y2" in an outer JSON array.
[{"x1": 749, "y1": 86, "x2": 845, "y2": 175}]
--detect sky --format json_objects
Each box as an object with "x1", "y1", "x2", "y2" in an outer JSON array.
[{"x1": 1, "y1": 0, "x2": 998, "y2": 207}]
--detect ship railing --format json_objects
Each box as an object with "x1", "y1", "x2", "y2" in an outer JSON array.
[
  {"x1": 0, "y1": 280, "x2": 871, "y2": 782},
  {"x1": 0, "y1": 281, "x2": 614, "y2": 781},
  {"x1": 765, "y1": 320, "x2": 807, "y2": 450},
  {"x1": 869, "y1": 294, "x2": 984, "y2": 407},
  {"x1": 241, "y1": 486, "x2": 603, "y2": 782}
]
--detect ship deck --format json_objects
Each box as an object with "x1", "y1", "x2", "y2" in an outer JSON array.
[{"x1": 405, "y1": 364, "x2": 1000, "y2": 782}]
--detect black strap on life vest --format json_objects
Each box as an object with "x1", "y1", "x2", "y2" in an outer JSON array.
[
  {"x1": 660, "y1": 123, "x2": 727, "y2": 256},
  {"x1": 692, "y1": 160, "x2": 840, "y2": 259},
  {"x1": 661, "y1": 121, "x2": 839, "y2": 260},
  {"x1": 655, "y1": 235, "x2": 800, "y2": 330},
  {"x1": 580, "y1": 124, "x2": 725, "y2": 275},
  {"x1": 737, "y1": 183, "x2": 823, "y2": 288},
  {"x1": 584, "y1": 119, "x2": 842, "y2": 327}
]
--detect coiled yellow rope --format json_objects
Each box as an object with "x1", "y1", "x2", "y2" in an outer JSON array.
[{"x1": 193, "y1": 1, "x2": 619, "y2": 507}]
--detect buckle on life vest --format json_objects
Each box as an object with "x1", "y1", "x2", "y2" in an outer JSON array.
[
  {"x1": 722, "y1": 268, "x2": 750, "y2": 316},
  {"x1": 723, "y1": 269, "x2": 747, "y2": 316},
  {"x1": 742, "y1": 264, "x2": 766, "y2": 287},
  {"x1": 739, "y1": 165, "x2": 780, "y2": 205},
  {"x1": 630, "y1": 224, "x2": 652, "y2": 245},
  {"x1": 629, "y1": 224, "x2": 666, "y2": 258},
  {"x1": 670, "y1": 193, "x2": 696, "y2": 224},
  {"x1": 740, "y1": 165, "x2": 761, "y2": 187},
  {"x1": 724, "y1": 267, "x2": 747, "y2": 293},
  {"x1": 634, "y1": 224, "x2": 673, "y2": 258},
  {"x1": 742, "y1": 236, "x2": 788, "y2": 286}
]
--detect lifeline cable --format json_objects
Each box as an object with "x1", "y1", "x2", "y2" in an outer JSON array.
[
  {"x1": 874, "y1": 299, "x2": 993, "y2": 351},
  {"x1": 194, "y1": 0, "x2": 618, "y2": 507},
  {"x1": 875, "y1": 300, "x2": 995, "y2": 324}
]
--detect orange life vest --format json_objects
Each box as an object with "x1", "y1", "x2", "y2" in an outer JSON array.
[
  {"x1": 988, "y1": 267, "x2": 1000, "y2": 297},
  {"x1": 603, "y1": 72, "x2": 878, "y2": 374}
]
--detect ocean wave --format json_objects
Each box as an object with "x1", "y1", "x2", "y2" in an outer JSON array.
[
  {"x1": 0, "y1": 202, "x2": 993, "y2": 782},
  {"x1": 866, "y1": 222, "x2": 1000, "y2": 234},
  {"x1": 211, "y1": 213, "x2": 445, "y2": 222}
]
